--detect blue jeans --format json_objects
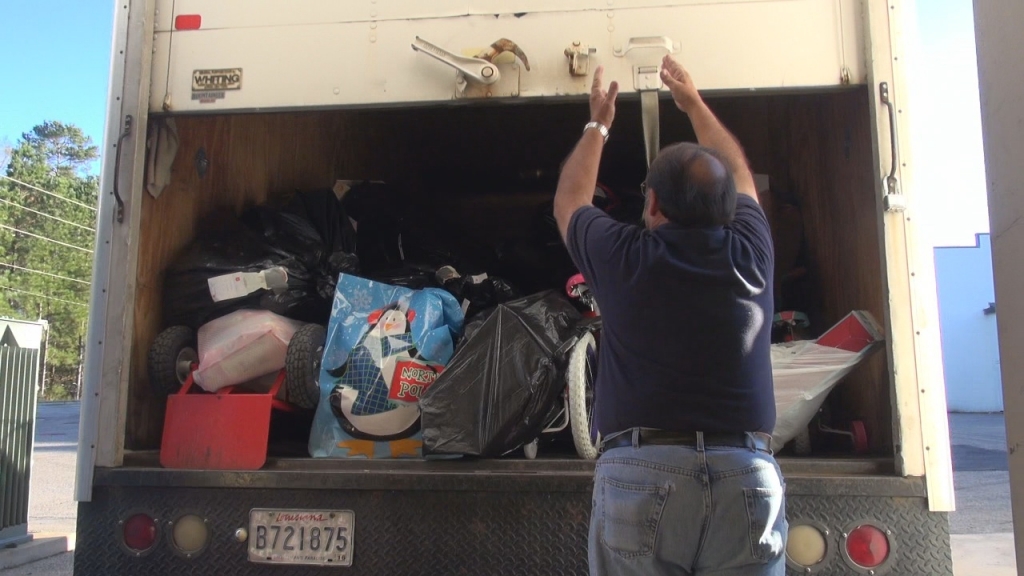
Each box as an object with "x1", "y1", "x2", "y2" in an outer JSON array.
[{"x1": 589, "y1": 432, "x2": 787, "y2": 576}]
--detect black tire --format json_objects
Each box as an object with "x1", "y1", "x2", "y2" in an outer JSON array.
[
  {"x1": 148, "y1": 326, "x2": 197, "y2": 398},
  {"x1": 286, "y1": 324, "x2": 327, "y2": 410}
]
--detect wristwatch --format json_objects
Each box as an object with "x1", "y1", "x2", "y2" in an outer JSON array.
[{"x1": 583, "y1": 121, "x2": 609, "y2": 143}]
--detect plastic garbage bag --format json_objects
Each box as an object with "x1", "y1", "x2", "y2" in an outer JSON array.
[
  {"x1": 419, "y1": 291, "x2": 582, "y2": 457},
  {"x1": 436, "y1": 266, "x2": 521, "y2": 320},
  {"x1": 341, "y1": 182, "x2": 406, "y2": 273},
  {"x1": 163, "y1": 190, "x2": 359, "y2": 330},
  {"x1": 192, "y1": 309, "x2": 305, "y2": 392},
  {"x1": 309, "y1": 274, "x2": 463, "y2": 458}
]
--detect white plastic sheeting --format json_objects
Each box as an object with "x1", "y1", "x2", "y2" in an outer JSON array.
[{"x1": 770, "y1": 340, "x2": 874, "y2": 450}]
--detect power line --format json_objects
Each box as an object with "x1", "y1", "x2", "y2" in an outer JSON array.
[
  {"x1": 0, "y1": 175, "x2": 97, "y2": 211},
  {"x1": 0, "y1": 286, "x2": 87, "y2": 307},
  {"x1": 0, "y1": 197, "x2": 96, "y2": 232},
  {"x1": 0, "y1": 223, "x2": 93, "y2": 253},
  {"x1": 0, "y1": 262, "x2": 90, "y2": 285}
]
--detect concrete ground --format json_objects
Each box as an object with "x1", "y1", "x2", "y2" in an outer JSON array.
[{"x1": 0, "y1": 405, "x2": 1016, "y2": 574}]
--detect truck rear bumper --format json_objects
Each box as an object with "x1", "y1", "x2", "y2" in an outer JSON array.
[{"x1": 75, "y1": 459, "x2": 950, "y2": 575}]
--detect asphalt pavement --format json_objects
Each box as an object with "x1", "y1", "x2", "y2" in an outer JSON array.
[
  {"x1": 0, "y1": 404, "x2": 1015, "y2": 574},
  {"x1": 0, "y1": 402, "x2": 78, "y2": 576},
  {"x1": 25, "y1": 403, "x2": 79, "y2": 535},
  {"x1": 949, "y1": 412, "x2": 1013, "y2": 534}
]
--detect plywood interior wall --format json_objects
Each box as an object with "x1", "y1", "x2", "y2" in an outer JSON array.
[{"x1": 129, "y1": 88, "x2": 890, "y2": 453}]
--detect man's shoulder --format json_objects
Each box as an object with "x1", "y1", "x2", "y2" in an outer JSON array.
[
  {"x1": 570, "y1": 205, "x2": 643, "y2": 245},
  {"x1": 728, "y1": 196, "x2": 773, "y2": 247},
  {"x1": 733, "y1": 194, "x2": 768, "y2": 221}
]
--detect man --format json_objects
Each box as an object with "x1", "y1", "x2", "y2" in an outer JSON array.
[{"x1": 554, "y1": 56, "x2": 787, "y2": 576}]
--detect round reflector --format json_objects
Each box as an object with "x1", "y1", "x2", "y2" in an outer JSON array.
[
  {"x1": 845, "y1": 524, "x2": 890, "y2": 568},
  {"x1": 172, "y1": 514, "x2": 209, "y2": 555},
  {"x1": 787, "y1": 524, "x2": 827, "y2": 567},
  {"x1": 123, "y1": 513, "x2": 158, "y2": 552}
]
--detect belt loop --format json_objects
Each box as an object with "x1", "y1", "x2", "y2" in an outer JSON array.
[
  {"x1": 695, "y1": 431, "x2": 705, "y2": 452},
  {"x1": 745, "y1": 432, "x2": 755, "y2": 453},
  {"x1": 631, "y1": 428, "x2": 640, "y2": 449}
]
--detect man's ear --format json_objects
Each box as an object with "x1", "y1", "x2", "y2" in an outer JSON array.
[{"x1": 647, "y1": 189, "x2": 662, "y2": 219}]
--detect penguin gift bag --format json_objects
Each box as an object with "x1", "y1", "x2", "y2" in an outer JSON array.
[{"x1": 308, "y1": 274, "x2": 463, "y2": 458}]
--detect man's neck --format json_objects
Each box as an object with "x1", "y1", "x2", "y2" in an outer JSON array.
[{"x1": 646, "y1": 214, "x2": 670, "y2": 230}]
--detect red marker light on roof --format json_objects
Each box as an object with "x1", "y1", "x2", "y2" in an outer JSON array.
[{"x1": 175, "y1": 14, "x2": 202, "y2": 30}]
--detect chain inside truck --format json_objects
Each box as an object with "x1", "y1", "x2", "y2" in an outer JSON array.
[{"x1": 74, "y1": 1, "x2": 956, "y2": 574}]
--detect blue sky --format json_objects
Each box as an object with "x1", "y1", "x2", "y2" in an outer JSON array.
[
  {"x1": 0, "y1": 0, "x2": 114, "y2": 160},
  {"x1": 0, "y1": 0, "x2": 989, "y2": 247}
]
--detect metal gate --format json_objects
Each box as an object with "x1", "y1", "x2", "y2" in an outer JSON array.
[{"x1": 0, "y1": 319, "x2": 46, "y2": 547}]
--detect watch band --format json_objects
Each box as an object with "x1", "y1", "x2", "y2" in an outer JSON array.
[{"x1": 583, "y1": 121, "x2": 609, "y2": 143}]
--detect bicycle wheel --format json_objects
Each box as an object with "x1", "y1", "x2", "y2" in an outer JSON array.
[{"x1": 567, "y1": 331, "x2": 599, "y2": 460}]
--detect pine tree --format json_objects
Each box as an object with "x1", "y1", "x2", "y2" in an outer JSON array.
[{"x1": 0, "y1": 121, "x2": 99, "y2": 399}]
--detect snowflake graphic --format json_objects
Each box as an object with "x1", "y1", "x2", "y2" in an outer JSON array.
[{"x1": 349, "y1": 288, "x2": 373, "y2": 311}]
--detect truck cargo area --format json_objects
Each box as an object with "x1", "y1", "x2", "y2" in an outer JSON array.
[{"x1": 123, "y1": 87, "x2": 892, "y2": 466}]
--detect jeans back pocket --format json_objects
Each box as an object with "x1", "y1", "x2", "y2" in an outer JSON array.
[
  {"x1": 744, "y1": 487, "x2": 785, "y2": 562},
  {"x1": 598, "y1": 477, "x2": 670, "y2": 559}
]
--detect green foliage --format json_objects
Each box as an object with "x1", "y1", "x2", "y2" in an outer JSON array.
[{"x1": 0, "y1": 121, "x2": 98, "y2": 400}]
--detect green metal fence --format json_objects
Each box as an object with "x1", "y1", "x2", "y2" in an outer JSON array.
[{"x1": 0, "y1": 320, "x2": 45, "y2": 547}]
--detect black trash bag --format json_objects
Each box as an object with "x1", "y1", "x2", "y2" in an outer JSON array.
[
  {"x1": 342, "y1": 182, "x2": 406, "y2": 274},
  {"x1": 247, "y1": 189, "x2": 360, "y2": 308},
  {"x1": 163, "y1": 190, "x2": 359, "y2": 330},
  {"x1": 419, "y1": 291, "x2": 582, "y2": 457},
  {"x1": 364, "y1": 262, "x2": 439, "y2": 290},
  {"x1": 436, "y1": 266, "x2": 521, "y2": 320}
]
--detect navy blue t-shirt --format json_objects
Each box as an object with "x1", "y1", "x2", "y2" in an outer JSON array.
[{"x1": 565, "y1": 194, "x2": 776, "y2": 435}]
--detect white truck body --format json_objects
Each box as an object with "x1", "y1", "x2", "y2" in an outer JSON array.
[{"x1": 75, "y1": 2, "x2": 955, "y2": 574}]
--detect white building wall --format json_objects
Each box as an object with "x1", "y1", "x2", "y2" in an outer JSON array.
[{"x1": 934, "y1": 234, "x2": 1002, "y2": 412}]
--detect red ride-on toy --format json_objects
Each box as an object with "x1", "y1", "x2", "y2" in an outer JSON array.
[{"x1": 147, "y1": 323, "x2": 326, "y2": 470}]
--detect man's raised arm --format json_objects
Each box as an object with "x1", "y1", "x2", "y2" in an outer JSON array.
[{"x1": 660, "y1": 56, "x2": 758, "y2": 202}]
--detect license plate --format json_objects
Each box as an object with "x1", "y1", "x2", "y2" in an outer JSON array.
[{"x1": 247, "y1": 509, "x2": 354, "y2": 566}]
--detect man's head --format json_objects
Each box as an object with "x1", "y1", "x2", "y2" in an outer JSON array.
[{"x1": 642, "y1": 142, "x2": 737, "y2": 229}]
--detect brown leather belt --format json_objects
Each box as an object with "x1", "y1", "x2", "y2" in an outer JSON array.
[{"x1": 601, "y1": 428, "x2": 773, "y2": 453}]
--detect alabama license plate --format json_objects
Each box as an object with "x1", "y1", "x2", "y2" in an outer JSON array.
[{"x1": 247, "y1": 509, "x2": 354, "y2": 566}]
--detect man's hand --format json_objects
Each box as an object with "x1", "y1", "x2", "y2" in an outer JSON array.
[
  {"x1": 589, "y1": 66, "x2": 619, "y2": 128},
  {"x1": 660, "y1": 55, "x2": 703, "y2": 114},
  {"x1": 660, "y1": 55, "x2": 757, "y2": 200},
  {"x1": 554, "y1": 68, "x2": 617, "y2": 242}
]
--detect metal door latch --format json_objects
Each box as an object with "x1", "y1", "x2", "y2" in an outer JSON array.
[
  {"x1": 564, "y1": 42, "x2": 597, "y2": 76},
  {"x1": 412, "y1": 37, "x2": 530, "y2": 98}
]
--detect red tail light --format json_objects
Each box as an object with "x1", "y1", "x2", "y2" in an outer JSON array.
[
  {"x1": 845, "y1": 524, "x2": 889, "y2": 568},
  {"x1": 123, "y1": 513, "x2": 158, "y2": 552},
  {"x1": 174, "y1": 14, "x2": 202, "y2": 30}
]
